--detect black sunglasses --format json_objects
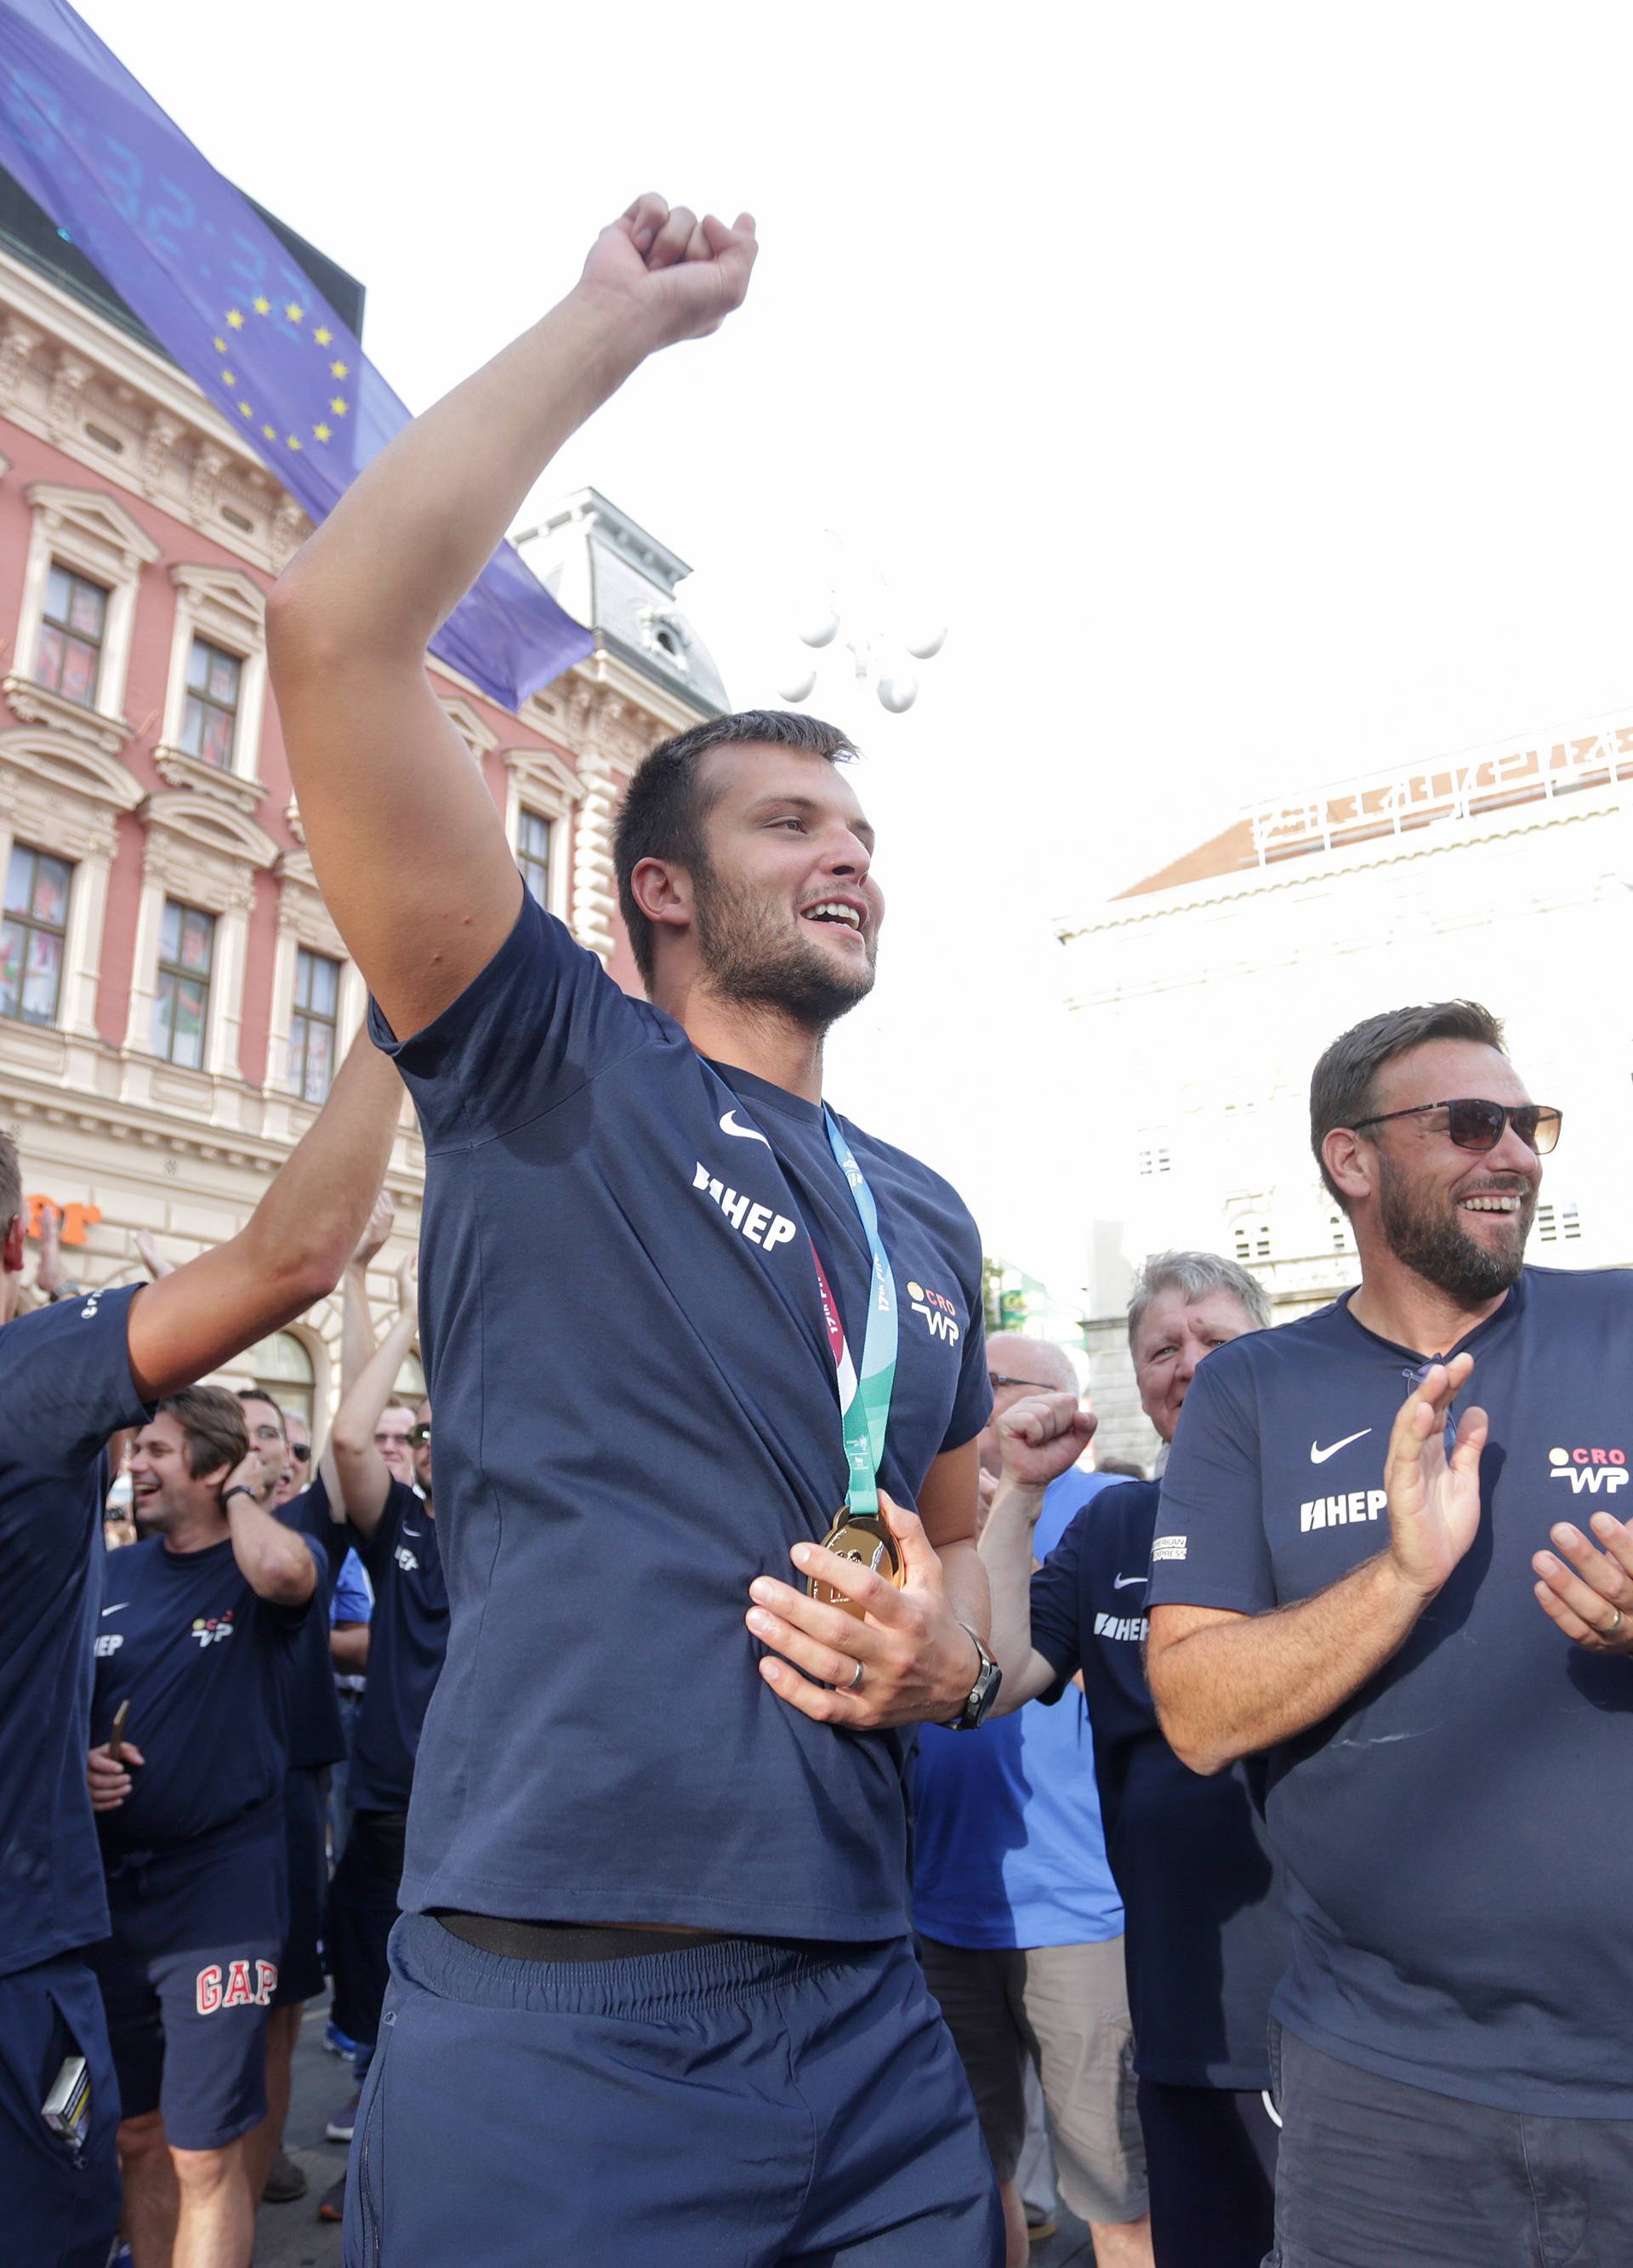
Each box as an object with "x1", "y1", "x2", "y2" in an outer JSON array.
[
  {"x1": 289, "y1": 1442, "x2": 311, "y2": 1464},
  {"x1": 1351, "y1": 1098, "x2": 1561, "y2": 1156},
  {"x1": 408, "y1": 1423, "x2": 432, "y2": 1447}
]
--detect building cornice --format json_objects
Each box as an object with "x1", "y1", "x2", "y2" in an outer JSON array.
[{"x1": 1060, "y1": 784, "x2": 1630, "y2": 946}]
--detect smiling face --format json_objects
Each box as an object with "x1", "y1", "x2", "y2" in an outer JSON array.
[
  {"x1": 682, "y1": 743, "x2": 884, "y2": 1029},
  {"x1": 128, "y1": 1410, "x2": 225, "y2": 1534},
  {"x1": 1355, "y1": 1039, "x2": 1542, "y2": 1302},
  {"x1": 1131, "y1": 1286, "x2": 1259, "y2": 1445}
]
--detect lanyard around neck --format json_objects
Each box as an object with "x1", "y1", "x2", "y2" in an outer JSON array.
[{"x1": 811, "y1": 1108, "x2": 898, "y2": 1521}]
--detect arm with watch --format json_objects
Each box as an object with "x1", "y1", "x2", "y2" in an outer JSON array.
[
  {"x1": 221, "y1": 1451, "x2": 318, "y2": 1608},
  {"x1": 744, "y1": 1438, "x2": 1004, "y2": 1735}
]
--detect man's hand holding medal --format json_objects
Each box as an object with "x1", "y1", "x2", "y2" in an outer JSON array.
[{"x1": 745, "y1": 1493, "x2": 985, "y2": 1731}]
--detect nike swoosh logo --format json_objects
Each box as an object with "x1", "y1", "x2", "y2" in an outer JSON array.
[
  {"x1": 1310, "y1": 1428, "x2": 1373, "y2": 1464},
  {"x1": 100, "y1": 1603, "x2": 127, "y2": 1616},
  {"x1": 720, "y1": 1109, "x2": 770, "y2": 1144},
  {"x1": 401, "y1": 1527, "x2": 420, "y2": 1537},
  {"x1": 1112, "y1": 1574, "x2": 1147, "y2": 1590}
]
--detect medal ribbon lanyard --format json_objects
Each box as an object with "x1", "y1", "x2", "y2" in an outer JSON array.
[{"x1": 809, "y1": 1108, "x2": 898, "y2": 1520}]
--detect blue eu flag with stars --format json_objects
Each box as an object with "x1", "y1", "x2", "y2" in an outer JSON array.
[{"x1": 0, "y1": 0, "x2": 593, "y2": 711}]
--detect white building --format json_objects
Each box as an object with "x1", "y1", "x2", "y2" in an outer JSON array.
[{"x1": 1060, "y1": 715, "x2": 1633, "y2": 1467}]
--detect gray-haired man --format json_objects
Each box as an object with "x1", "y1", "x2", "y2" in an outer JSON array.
[{"x1": 982, "y1": 1254, "x2": 1287, "y2": 2268}]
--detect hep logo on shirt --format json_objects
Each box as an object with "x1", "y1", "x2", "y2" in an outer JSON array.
[
  {"x1": 907, "y1": 1280, "x2": 961, "y2": 1345},
  {"x1": 194, "y1": 1958, "x2": 277, "y2": 2014},
  {"x1": 190, "y1": 1610, "x2": 235, "y2": 1650},
  {"x1": 691, "y1": 1162, "x2": 798, "y2": 1252},
  {"x1": 1548, "y1": 1445, "x2": 1630, "y2": 1496},
  {"x1": 395, "y1": 1542, "x2": 419, "y2": 1573}
]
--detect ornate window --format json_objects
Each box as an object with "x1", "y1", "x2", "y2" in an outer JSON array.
[
  {"x1": 517, "y1": 809, "x2": 553, "y2": 907},
  {"x1": 290, "y1": 946, "x2": 341, "y2": 1103},
  {"x1": 180, "y1": 638, "x2": 242, "y2": 769},
  {"x1": 151, "y1": 900, "x2": 215, "y2": 1068},
  {"x1": 34, "y1": 564, "x2": 108, "y2": 706},
  {"x1": 5, "y1": 486, "x2": 159, "y2": 755},
  {"x1": 1, "y1": 842, "x2": 72, "y2": 1026},
  {"x1": 266, "y1": 847, "x2": 366, "y2": 1123},
  {"x1": 155, "y1": 563, "x2": 269, "y2": 806},
  {"x1": 0, "y1": 727, "x2": 142, "y2": 1044},
  {"x1": 501, "y1": 742, "x2": 582, "y2": 922},
  {"x1": 123, "y1": 791, "x2": 278, "y2": 1088},
  {"x1": 250, "y1": 1331, "x2": 316, "y2": 1427}
]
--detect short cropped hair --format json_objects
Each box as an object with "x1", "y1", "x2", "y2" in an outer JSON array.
[
  {"x1": 157, "y1": 1385, "x2": 250, "y2": 1481},
  {"x1": 1310, "y1": 1000, "x2": 1507, "y2": 1206},
  {"x1": 1126, "y1": 1250, "x2": 1272, "y2": 1350},
  {"x1": 613, "y1": 709, "x2": 857, "y2": 986},
  {"x1": 236, "y1": 1387, "x2": 287, "y2": 1437},
  {"x1": 0, "y1": 1127, "x2": 20, "y2": 1241}
]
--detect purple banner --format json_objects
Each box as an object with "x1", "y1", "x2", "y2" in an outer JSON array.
[{"x1": 0, "y1": 0, "x2": 593, "y2": 710}]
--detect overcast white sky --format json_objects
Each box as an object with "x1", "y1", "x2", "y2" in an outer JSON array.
[{"x1": 82, "y1": 1, "x2": 1633, "y2": 1300}]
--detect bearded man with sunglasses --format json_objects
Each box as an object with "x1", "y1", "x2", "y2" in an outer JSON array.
[{"x1": 1143, "y1": 998, "x2": 1633, "y2": 2267}]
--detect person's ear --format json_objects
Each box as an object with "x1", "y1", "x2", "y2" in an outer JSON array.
[
  {"x1": 1322, "y1": 1126, "x2": 1371, "y2": 1211},
  {"x1": 628, "y1": 857, "x2": 694, "y2": 938},
  {"x1": 3, "y1": 1213, "x2": 26, "y2": 1279}
]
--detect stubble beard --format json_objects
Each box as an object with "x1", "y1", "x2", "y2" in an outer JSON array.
[
  {"x1": 1377, "y1": 1154, "x2": 1533, "y2": 1304},
  {"x1": 693, "y1": 861, "x2": 877, "y2": 1033}
]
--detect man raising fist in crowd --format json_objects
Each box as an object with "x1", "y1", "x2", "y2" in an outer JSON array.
[{"x1": 271, "y1": 196, "x2": 1004, "y2": 2264}]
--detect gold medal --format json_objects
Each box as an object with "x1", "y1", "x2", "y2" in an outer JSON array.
[{"x1": 807, "y1": 1507, "x2": 903, "y2": 1620}]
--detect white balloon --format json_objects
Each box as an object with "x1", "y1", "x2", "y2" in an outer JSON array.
[
  {"x1": 904, "y1": 625, "x2": 947, "y2": 661},
  {"x1": 876, "y1": 675, "x2": 919, "y2": 714},
  {"x1": 798, "y1": 612, "x2": 840, "y2": 649},
  {"x1": 777, "y1": 668, "x2": 818, "y2": 704}
]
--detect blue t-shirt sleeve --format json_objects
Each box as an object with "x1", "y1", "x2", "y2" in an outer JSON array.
[
  {"x1": 0, "y1": 1285, "x2": 151, "y2": 1472},
  {"x1": 938, "y1": 1217, "x2": 993, "y2": 1454},
  {"x1": 1145, "y1": 1352, "x2": 1276, "y2": 1615},
  {"x1": 332, "y1": 1547, "x2": 373, "y2": 1624},
  {"x1": 367, "y1": 890, "x2": 649, "y2": 1144},
  {"x1": 1029, "y1": 1509, "x2": 1089, "y2": 1701}
]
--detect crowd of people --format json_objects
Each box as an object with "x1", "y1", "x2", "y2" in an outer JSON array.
[{"x1": 5, "y1": 190, "x2": 1633, "y2": 2268}]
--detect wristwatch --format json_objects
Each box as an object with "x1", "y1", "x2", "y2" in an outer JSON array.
[
  {"x1": 222, "y1": 1485, "x2": 259, "y2": 1507},
  {"x1": 944, "y1": 1624, "x2": 1003, "y2": 1731}
]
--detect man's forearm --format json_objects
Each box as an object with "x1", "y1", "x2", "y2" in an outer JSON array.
[
  {"x1": 341, "y1": 1259, "x2": 378, "y2": 1399},
  {"x1": 1148, "y1": 1552, "x2": 1433, "y2": 1775},
  {"x1": 242, "y1": 1035, "x2": 401, "y2": 1288},
  {"x1": 272, "y1": 294, "x2": 642, "y2": 658},
  {"x1": 228, "y1": 1496, "x2": 315, "y2": 1604},
  {"x1": 977, "y1": 1482, "x2": 1044, "y2": 1692},
  {"x1": 936, "y1": 1536, "x2": 992, "y2": 1650}
]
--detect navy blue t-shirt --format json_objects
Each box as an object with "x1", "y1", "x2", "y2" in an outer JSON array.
[
  {"x1": 347, "y1": 1479, "x2": 447, "y2": 1812},
  {"x1": 1147, "y1": 1268, "x2": 1633, "y2": 2116},
  {"x1": 91, "y1": 1530, "x2": 319, "y2": 1858},
  {"x1": 277, "y1": 1473, "x2": 348, "y2": 1771},
  {"x1": 0, "y1": 1285, "x2": 150, "y2": 1974},
  {"x1": 1031, "y1": 1479, "x2": 1286, "y2": 2087},
  {"x1": 370, "y1": 892, "x2": 990, "y2": 1935}
]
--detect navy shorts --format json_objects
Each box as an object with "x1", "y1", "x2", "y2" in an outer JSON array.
[
  {"x1": 88, "y1": 1808, "x2": 287, "y2": 2151},
  {"x1": 272, "y1": 1765, "x2": 329, "y2": 2009},
  {"x1": 344, "y1": 1915, "x2": 1003, "y2": 2268},
  {"x1": 0, "y1": 1952, "x2": 121, "y2": 2268}
]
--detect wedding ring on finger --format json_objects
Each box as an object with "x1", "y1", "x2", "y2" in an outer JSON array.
[
  {"x1": 848, "y1": 1659, "x2": 864, "y2": 1692},
  {"x1": 1603, "y1": 1607, "x2": 1624, "y2": 1639}
]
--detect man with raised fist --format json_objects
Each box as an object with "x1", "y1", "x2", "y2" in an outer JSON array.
[{"x1": 270, "y1": 197, "x2": 1004, "y2": 2262}]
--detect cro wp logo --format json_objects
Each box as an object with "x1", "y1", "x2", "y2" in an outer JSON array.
[
  {"x1": 908, "y1": 1280, "x2": 960, "y2": 1344},
  {"x1": 1548, "y1": 1445, "x2": 1630, "y2": 1497}
]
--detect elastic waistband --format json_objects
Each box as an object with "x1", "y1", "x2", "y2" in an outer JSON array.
[
  {"x1": 433, "y1": 1912, "x2": 731, "y2": 1963},
  {"x1": 398, "y1": 1909, "x2": 880, "y2": 2020}
]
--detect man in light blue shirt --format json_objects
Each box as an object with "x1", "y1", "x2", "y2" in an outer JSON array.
[{"x1": 915, "y1": 1337, "x2": 1152, "y2": 2268}]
